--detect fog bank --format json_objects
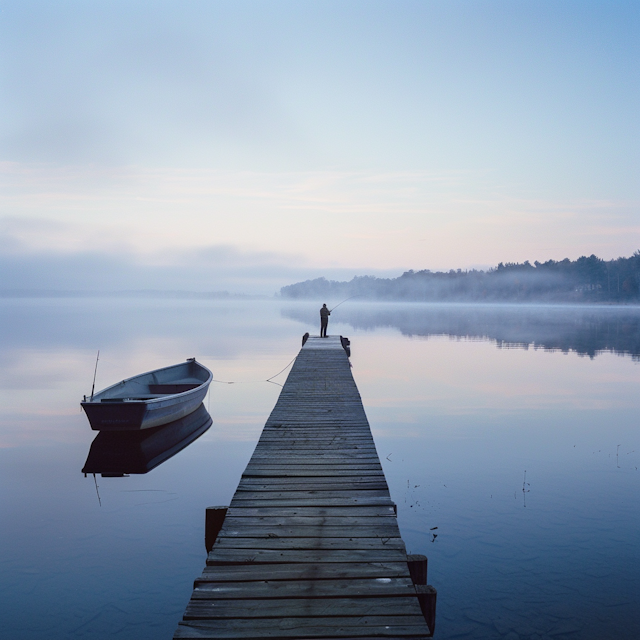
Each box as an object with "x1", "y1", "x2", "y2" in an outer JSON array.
[
  {"x1": 282, "y1": 254, "x2": 640, "y2": 304},
  {"x1": 0, "y1": 246, "x2": 401, "y2": 297}
]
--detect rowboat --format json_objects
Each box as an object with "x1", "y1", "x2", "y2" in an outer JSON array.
[
  {"x1": 82, "y1": 403, "x2": 212, "y2": 475},
  {"x1": 81, "y1": 358, "x2": 212, "y2": 431}
]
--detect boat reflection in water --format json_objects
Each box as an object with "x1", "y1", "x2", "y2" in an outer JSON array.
[{"x1": 82, "y1": 403, "x2": 212, "y2": 477}]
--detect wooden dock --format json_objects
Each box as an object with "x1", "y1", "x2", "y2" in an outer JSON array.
[{"x1": 174, "y1": 335, "x2": 436, "y2": 639}]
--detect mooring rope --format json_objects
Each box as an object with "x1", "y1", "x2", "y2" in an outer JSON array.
[{"x1": 210, "y1": 355, "x2": 297, "y2": 386}]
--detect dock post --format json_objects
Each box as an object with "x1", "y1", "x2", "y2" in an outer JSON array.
[
  {"x1": 416, "y1": 584, "x2": 437, "y2": 636},
  {"x1": 205, "y1": 506, "x2": 227, "y2": 552},
  {"x1": 407, "y1": 553, "x2": 428, "y2": 585}
]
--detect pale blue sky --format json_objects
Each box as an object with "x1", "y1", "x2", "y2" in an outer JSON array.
[{"x1": 0, "y1": 1, "x2": 638, "y2": 292}]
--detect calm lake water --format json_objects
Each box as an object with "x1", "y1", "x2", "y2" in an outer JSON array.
[{"x1": 0, "y1": 298, "x2": 638, "y2": 640}]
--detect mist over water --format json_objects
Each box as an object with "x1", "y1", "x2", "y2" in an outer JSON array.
[
  {"x1": 1, "y1": 298, "x2": 638, "y2": 639},
  {"x1": 283, "y1": 301, "x2": 640, "y2": 359}
]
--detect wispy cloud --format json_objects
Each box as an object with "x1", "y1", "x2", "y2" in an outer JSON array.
[{"x1": 1, "y1": 162, "x2": 638, "y2": 287}]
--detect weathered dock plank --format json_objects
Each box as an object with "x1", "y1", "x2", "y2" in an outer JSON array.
[
  {"x1": 175, "y1": 336, "x2": 434, "y2": 639},
  {"x1": 223, "y1": 506, "x2": 397, "y2": 518},
  {"x1": 184, "y1": 597, "x2": 423, "y2": 619},
  {"x1": 175, "y1": 618, "x2": 431, "y2": 639},
  {"x1": 206, "y1": 548, "x2": 409, "y2": 566},
  {"x1": 191, "y1": 577, "x2": 417, "y2": 599},
  {"x1": 199, "y1": 561, "x2": 411, "y2": 581}
]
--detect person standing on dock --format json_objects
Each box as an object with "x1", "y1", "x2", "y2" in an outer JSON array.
[{"x1": 320, "y1": 303, "x2": 331, "y2": 337}]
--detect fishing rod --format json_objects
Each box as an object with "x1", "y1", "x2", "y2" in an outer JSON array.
[
  {"x1": 90, "y1": 350, "x2": 100, "y2": 401},
  {"x1": 330, "y1": 295, "x2": 361, "y2": 312}
]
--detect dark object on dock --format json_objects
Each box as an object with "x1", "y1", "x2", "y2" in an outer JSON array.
[
  {"x1": 82, "y1": 403, "x2": 212, "y2": 476},
  {"x1": 302, "y1": 332, "x2": 309, "y2": 346},
  {"x1": 174, "y1": 336, "x2": 436, "y2": 639},
  {"x1": 81, "y1": 358, "x2": 212, "y2": 431},
  {"x1": 340, "y1": 334, "x2": 351, "y2": 357}
]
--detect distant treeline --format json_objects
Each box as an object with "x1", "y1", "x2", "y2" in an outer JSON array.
[{"x1": 281, "y1": 253, "x2": 640, "y2": 303}]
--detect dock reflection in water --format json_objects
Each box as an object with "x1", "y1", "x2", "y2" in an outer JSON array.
[{"x1": 82, "y1": 403, "x2": 212, "y2": 477}]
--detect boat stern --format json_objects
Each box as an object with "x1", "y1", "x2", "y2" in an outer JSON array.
[{"x1": 81, "y1": 400, "x2": 148, "y2": 431}]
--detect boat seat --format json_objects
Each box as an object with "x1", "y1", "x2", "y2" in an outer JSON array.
[
  {"x1": 101, "y1": 394, "x2": 171, "y2": 402},
  {"x1": 148, "y1": 383, "x2": 201, "y2": 394}
]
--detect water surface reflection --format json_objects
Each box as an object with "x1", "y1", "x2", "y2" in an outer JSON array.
[
  {"x1": 0, "y1": 298, "x2": 638, "y2": 640},
  {"x1": 283, "y1": 302, "x2": 640, "y2": 359},
  {"x1": 82, "y1": 404, "x2": 212, "y2": 476}
]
